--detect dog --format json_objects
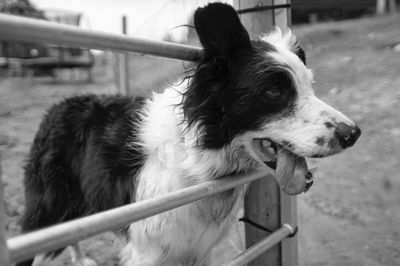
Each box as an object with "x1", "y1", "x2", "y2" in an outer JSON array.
[{"x1": 18, "y1": 3, "x2": 361, "y2": 266}]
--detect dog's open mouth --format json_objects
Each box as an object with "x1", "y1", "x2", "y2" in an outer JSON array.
[{"x1": 251, "y1": 139, "x2": 314, "y2": 195}]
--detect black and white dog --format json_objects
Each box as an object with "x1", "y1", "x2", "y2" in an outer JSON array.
[{"x1": 19, "y1": 3, "x2": 360, "y2": 266}]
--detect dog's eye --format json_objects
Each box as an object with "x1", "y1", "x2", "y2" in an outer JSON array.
[{"x1": 265, "y1": 87, "x2": 282, "y2": 99}]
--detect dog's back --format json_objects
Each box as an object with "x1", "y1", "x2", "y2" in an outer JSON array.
[{"x1": 19, "y1": 94, "x2": 145, "y2": 264}]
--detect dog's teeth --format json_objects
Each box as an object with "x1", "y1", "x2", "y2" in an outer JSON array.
[
  {"x1": 304, "y1": 180, "x2": 314, "y2": 192},
  {"x1": 260, "y1": 140, "x2": 277, "y2": 157},
  {"x1": 266, "y1": 147, "x2": 275, "y2": 154},
  {"x1": 305, "y1": 167, "x2": 318, "y2": 181},
  {"x1": 261, "y1": 140, "x2": 271, "y2": 147},
  {"x1": 305, "y1": 171, "x2": 313, "y2": 180}
]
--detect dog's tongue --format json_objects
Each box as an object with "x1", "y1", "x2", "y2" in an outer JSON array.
[{"x1": 275, "y1": 148, "x2": 308, "y2": 195}]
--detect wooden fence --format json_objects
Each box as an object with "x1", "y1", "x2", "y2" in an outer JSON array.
[{"x1": 0, "y1": 2, "x2": 297, "y2": 265}]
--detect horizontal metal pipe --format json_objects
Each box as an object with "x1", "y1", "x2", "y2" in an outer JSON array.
[
  {"x1": 0, "y1": 14, "x2": 202, "y2": 62},
  {"x1": 222, "y1": 224, "x2": 294, "y2": 266},
  {"x1": 7, "y1": 171, "x2": 269, "y2": 263}
]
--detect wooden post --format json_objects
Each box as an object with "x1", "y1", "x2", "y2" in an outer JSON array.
[
  {"x1": 376, "y1": 0, "x2": 387, "y2": 14},
  {"x1": 280, "y1": 195, "x2": 297, "y2": 266},
  {"x1": 244, "y1": 175, "x2": 281, "y2": 266},
  {"x1": 274, "y1": 1, "x2": 298, "y2": 264},
  {"x1": 274, "y1": 0, "x2": 290, "y2": 30},
  {"x1": 234, "y1": 1, "x2": 296, "y2": 266},
  {"x1": 0, "y1": 153, "x2": 11, "y2": 265},
  {"x1": 308, "y1": 13, "x2": 318, "y2": 24},
  {"x1": 388, "y1": 0, "x2": 397, "y2": 13},
  {"x1": 234, "y1": 1, "x2": 278, "y2": 265},
  {"x1": 117, "y1": 15, "x2": 130, "y2": 95},
  {"x1": 234, "y1": 0, "x2": 275, "y2": 39}
]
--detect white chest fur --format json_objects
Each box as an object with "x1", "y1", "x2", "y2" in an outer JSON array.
[{"x1": 120, "y1": 87, "x2": 254, "y2": 265}]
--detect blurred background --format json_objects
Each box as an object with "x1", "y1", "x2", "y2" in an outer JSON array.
[{"x1": 0, "y1": 0, "x2": 400, "y2": 265}]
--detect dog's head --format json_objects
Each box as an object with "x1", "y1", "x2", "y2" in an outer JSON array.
[{"x1": 183, "y1": 3, "x2": 360, "y2": 194}]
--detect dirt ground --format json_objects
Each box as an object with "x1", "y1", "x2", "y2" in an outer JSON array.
[{"x1": 1, "y1": 14, "x2": 400, "y2": 266}]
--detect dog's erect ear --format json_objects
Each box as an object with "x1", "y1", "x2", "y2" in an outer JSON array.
[
  {"x1": 286, "y1": 31, "x2": 306, "y2": 64},
  {"x1": 293, "y1": 46, "x2": 306, "y2": 65},
  {"x1": 194, "y1": 3, "x2": 251, "y2": 58}
]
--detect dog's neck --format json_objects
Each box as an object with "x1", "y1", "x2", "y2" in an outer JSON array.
[
  {"x1": 181, "y1": 136, "x2": 258, "y2": 183},
  {"x1": 137, "y1": 84, "x2": 259, "y2": 184}
]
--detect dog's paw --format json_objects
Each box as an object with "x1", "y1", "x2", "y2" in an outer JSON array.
[{"x1": 73, "y1": 257, "x2": 98, "y2": 266}]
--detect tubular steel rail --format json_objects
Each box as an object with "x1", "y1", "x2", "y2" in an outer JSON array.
[
  {"x1": 0, "y1": 14, "x2": 202, "y2": 62},
  {"x1": 8, "y1": 171, "x2": 267, "y2": 263},
  {"x1": 0, "y1": 11, "x2": 297, "y2": 266},
  {"x1": 222, "y1": 224, "x2": 295, "y2": 266}
]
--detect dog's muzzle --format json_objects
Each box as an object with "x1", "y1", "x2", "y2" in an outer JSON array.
[{"x1": 250, "y1": 139, "x2": 314, "y2": 195}]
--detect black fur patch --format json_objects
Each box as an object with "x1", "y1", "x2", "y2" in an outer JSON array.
[
  {"x1": 295, "y1": 47, "x2": 306, "y2": 65},
  {"x1": 325, "y1": 121, "x2": 335, "y2": 129},
  {"x1": 20, "y1": 95, "x2": 145, "y2": 248},
  {"x1": 316, "y1": 137, "x2": 326, "y2": 146},
  {"x1": 328, "y1": 137, "x2": 339, "y2": 150},
  {"x1": 282, "y1": 140, "x2": 295, "y2": 150}
]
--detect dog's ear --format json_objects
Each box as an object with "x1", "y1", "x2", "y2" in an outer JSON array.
[
  {"x1": 194, "y1": 3, "x2": 251, "y2": 59},
  {"x1": 287, "y1": 31, "x2": 306, "y2": 64},
  {"x1": 293, "y1": 46, "x2": 306, "y2": 65}
]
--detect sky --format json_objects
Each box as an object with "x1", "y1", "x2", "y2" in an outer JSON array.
[
  {"x1": 32, "y1": 0, "x2": 172, "y2": 34},
  {"x1": 31, "y1": 0, "x2": 229, "y2": 41}
]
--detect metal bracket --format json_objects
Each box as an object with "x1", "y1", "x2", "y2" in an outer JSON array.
[{"x1": 237, "y1": 4, "x2": 291, "y2": 15}]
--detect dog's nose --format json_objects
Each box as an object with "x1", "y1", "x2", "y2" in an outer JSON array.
[{"x1": 334, "y1": 122, "x2": 361, "y2": 148}]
